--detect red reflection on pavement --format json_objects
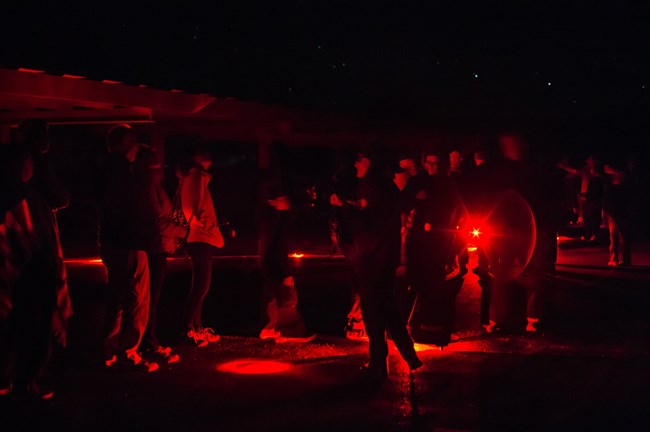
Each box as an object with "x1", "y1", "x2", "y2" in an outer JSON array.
[{"x1": 216, "y1": 359, "x2": 292, "y2": 375}]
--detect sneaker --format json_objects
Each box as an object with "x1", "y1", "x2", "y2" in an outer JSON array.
[
  {"x1": 526, "y1": 318, "x2": 540, "y2": 333},
  {"x1": 104, "y1": 354, "x2": 117, "y2": 368},
  {"x1": 346, "y1": 328, "x2": 369, "y2": 341},
  {"x1": 186, "y1": 329, "x2": 209, "y2": 347},
  {"x1": 346, "y1": 318, "x2": 368, "y2": 341},
  {"x1": 259, "y1": 328, "x2": 281, "y2": 340},
  {"x1": 118, "y1": 352, "x2": 159, "y2": 373},
  {"x1": 197, "y1": 327, "x2": 220, "y2": 343},
  {"x1": 144, "y1": 345, "x2": 180, "y2": 364}
]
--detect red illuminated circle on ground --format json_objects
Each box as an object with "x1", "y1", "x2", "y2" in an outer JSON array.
[{"x1": 216, "y1": 359, "x2": 292, "y2": 375}]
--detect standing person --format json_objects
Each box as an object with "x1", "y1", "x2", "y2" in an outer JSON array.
[
  {"x1": 257, "y1": 176, "x2": 315, "y2": 342},
  {"x1": 328, "y1": 163, "x2": 366, "y2": 340},
  {"x1": 464, "y1": 147, "x2": 496, "y2": 330},
  {"x1": 177, "y1": 149, "x2": 223, "y2": 346},
  {"x1": 331, "y1": 145, "x2": 421, "y2": 382},
  {"x1": 133, "y1": 146, "x2": 186, "y2": 363},
  {"x1": 96, "y1": 124, "x2": 158, "y2": 372},
  {"x1": 0, "y1": 119, "x2": 73, "y2": 399},
  {"x1": 403, "y1": 148, "x2": 465, "y2": 346},
  {"x1": 603, "y1": 162, "x2": 632, "y2": 266},
  {"x1": 487, "y1": 133, "x2": 562, "y2": 333}
]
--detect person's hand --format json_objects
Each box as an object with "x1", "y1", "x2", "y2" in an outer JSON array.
[{"x1": 330, "y1": 193, "x2": 343, "y2": 207}]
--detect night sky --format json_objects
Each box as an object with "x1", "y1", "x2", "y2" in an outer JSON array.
[{"x1": 2, "y1": 1, "x2": 650, "y2": 138}]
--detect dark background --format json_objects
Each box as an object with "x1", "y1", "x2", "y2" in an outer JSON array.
[{"x1": 2, "y1": 1, "x2": 650, "y2": 150}]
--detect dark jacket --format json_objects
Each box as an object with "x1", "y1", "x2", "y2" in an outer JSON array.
[{"x1": 96, "y1": 153, "x2": 157, "y2": 250}]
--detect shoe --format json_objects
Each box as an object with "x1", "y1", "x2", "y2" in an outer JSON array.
[
  {"x1": 104, "y1": 354, "x2": 117, "y2": 368},
  {"x1": 185, "y1": 329, "x2": 209, "y2": 347},
  {"x1": 346, "y1": 328, "x2": 369, "y2": 341},
  {"x1": 345, "y1": 318, "x2": 368, "y2": 341},
  {"x1": 143, "y1": 345, "x2": 180, "y2": 364},
  {"x1": 259, "y1": 328, "x2": 281, "y2": 340},
  {"x1": 526, "y1": 317, "x2": 540, "y2": 333},
  {"x1": 275, "y1": 333, "x2": 317, "y2": 343},
  {"x1": 607, "y1": 261, "x2": 618, "y2": 267},
  {"x1": 117, "y1": 352, "x2": 159, "y2": 373},
  {"x1": 196, "y1": 327, "x2": 220, "y2": 343}
]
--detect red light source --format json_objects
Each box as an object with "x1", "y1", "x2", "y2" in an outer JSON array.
[
  {"x1": 289, "y1": 252, "x2": 304, "y2": 259},
  {"x1": 471, "y1": 228, "x2": 481, "y2": 238}
]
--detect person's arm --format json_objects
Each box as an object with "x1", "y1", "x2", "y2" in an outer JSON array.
[{"x1": 181, "y1": 170, "x2": 203, "y2": 223}]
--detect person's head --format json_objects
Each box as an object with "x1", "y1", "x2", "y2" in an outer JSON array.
[
  {"x1": 422, "y1": 147, "x2": 445, "y2": 176},
  {"x1": 398, "y1": 154, "x2": 418, "y2": 177},
  {"x1": 192, "y1": 149, "x2": 213, "y2": 172},
  {"x1": 17, "y1": 118, "x2": 49, "y2": 154},
  {"x1": 498, "y1": 133, "x2": 525, "y2": 161},
  {"x1": 354, "y1": 152, "x2": 371, "y2": 179},
  {"x1": 449, "y1": 149, "x2": 462, "y2": 171},
  {"x1": 133, "y1": 145, "x2": 164, "y2": 182},
  {"x1": 394, "y1": 153, "x2": 418, "y2": 190},
  {"x1": 107, "y1": 124, "x2": 138, "y2": 162},
  {"x1": 474, "y1": 148, "x2": 488, "y2": 166}
]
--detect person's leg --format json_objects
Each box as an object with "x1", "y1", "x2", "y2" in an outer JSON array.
[
  {"x1": 184, "y1": 243, "x2": 214, "y2": 331},
  {"x1": 119, "y1": 250, "x2": 150, "y2": 361},
  {"x1": 143, "y1": 252, "x2": 168, "y2": 350},
  {"x1": 358, "y1": 266, "x2": 388, "y2": 374},
  {"x1": 100, "y1": 246, "x2": 128, "y2": 363},
  {"x1": 384, "y1": 283, "x2": 420, "y2": 370},
  {"x1": 259, "y1": 277, "x2": 280, "y2": 338},
  {"x1": 607, "y1": 214, "x2": 618, "y2": 265},
  {"x1": 10, "y1": 251, "x2": 56, "y2": 395}
]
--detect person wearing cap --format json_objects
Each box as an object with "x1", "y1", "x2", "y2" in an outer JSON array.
[{"x1": 331, "y1": 145, "x2": 422, "y2": 381}]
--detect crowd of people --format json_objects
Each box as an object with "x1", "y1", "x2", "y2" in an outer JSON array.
[{"x1": 1, "y1": 119, "x2": 645, "y2": 399}]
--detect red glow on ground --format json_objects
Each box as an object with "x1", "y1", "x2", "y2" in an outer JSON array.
[
  {"x1": 18, "y1": 67, "x2": 45, "y2": 73},
  {"x1": 216, "y1": 359, "x2": 292, "y2": 375},
  {"x1": 101, "y1": 79, "x2": 122, "y2": 84},
  {"x1": 62, "y1": 74, "x2": 86, "y2": 79}
]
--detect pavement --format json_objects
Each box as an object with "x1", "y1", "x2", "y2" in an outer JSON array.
[{"x1": 2, "y1": 240, "x2": 650, "y2": 431}]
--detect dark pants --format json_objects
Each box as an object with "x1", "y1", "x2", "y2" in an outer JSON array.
[
  {"x1": 606, "y1": 213, "x2": 631, "y2": 265},
  {"x1": 357, "y1": 261, "x2": 418, "y2": 370},
  {"x1": 142, "y1": 252, "x2": 168, "y2": 349},
  {"x1": 185, "y1": 242, "x2": 215, "y2": 331},
  {"x1": 1, "y1": 251, "x2": 56, "y2": 389},
  {"x1": 101, "y1": 247, "x2": 150, "y2": 362}
]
